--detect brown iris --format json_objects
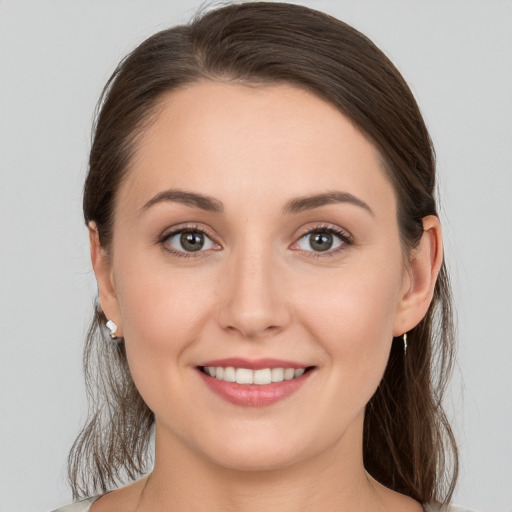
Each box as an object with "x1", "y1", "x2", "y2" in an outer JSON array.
[
  {"x1": 180, "y1": 231, "x2": 204, "y2": 252},
  {"x1": 309, "y1": 232, "x2": 333, "y2": 252}
]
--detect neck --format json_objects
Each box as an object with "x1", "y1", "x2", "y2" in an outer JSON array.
[{"x1": 139, "y1": 415, "x2": 389, "y2": 512}]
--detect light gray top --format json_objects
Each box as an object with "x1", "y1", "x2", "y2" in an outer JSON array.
[
  {"x1": 52, "y1": 498, "x2": 475, "y2": 512},
  {"x1": 51, "y1": 497, "x2": 99, "y2": 512},
  {"x1": 426, "y1": 507, "x2": 475, "y2": 512}
]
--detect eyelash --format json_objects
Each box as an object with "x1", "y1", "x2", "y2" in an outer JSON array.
[
  {"x1": 158, "y1": 223, "x2": 353, "y2": 259},
  {"x1": 158, "y1": 224, "x2": 219, "y2": 259},
  {"x1": 295, "y1": 224, "x2": 353, "y2": 259}
]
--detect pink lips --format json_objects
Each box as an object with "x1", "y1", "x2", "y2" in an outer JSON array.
[{"x1": 197, "y1": 358, "x2": 313, "y2": 407}]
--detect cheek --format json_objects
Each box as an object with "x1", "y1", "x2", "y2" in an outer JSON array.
[
  {"x1": 112, "y1": 261, "x2": 220, "y2": 418},
  {"x1": 114, "y1": 254, "x2": 214, "y2": 347},
  {"x1": 111, "y1": 253, "x2": 218, "y2": 394},
  {"x1": 298, "y1": 257, "x2": 402, "y2": 343},
  {"x1": 293, "y1": 257, "x2": 404, "y2": 398}
]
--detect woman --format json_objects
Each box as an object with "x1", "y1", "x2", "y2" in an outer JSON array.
[{"x1": 54, "y1": 2, "x2": 467, "y2": 511}]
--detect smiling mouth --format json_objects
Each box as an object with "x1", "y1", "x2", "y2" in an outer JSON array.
[{"x1": 199, "y1": 366, "x2": 314, "y2": 385}]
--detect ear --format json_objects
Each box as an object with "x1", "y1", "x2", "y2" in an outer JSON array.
[
  {"x1": 89, "y1": 222, "x2": 123, "y2": 337},
  {"x1": 393, "y1": 215, "x2": 443, "y2": 336}
]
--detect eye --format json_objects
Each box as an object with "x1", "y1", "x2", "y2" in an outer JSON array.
[
  {"x1": 291, "y1": 226, "x2": 351, "y2": 255},
  {"x1": 162, "y1": 228, "x2": 220, "y2": 255}
]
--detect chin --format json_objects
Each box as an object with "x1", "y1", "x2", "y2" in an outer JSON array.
[
  {"x1": 208, "y1": 445, "x2": 304, "y2": 473},
  {"x1": 191, "y1": 422, "x2": 333, "y2": 474}
]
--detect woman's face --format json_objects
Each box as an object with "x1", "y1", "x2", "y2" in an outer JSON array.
[{"x1": 97, "y1": 82, "x2": 415, "y2": 470}]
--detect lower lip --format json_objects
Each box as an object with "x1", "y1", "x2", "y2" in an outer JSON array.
[{"x1": 198, "y1": 369, "x2": 313, "y2": 407}]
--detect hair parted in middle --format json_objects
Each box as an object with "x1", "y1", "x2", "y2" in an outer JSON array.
[{"x1": 70, "y1": 2, "x2": 457, "y2": 505}]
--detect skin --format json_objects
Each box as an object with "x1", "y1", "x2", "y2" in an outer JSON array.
[{"x1": 90, "y1": 82, "x2": 442, "y2": 512}]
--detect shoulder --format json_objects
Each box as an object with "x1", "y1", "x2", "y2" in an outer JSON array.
[
  {"x1": 51, "y1": 496, "x2": 100, "y2": 512},
  {"x1": 52, "y1": 476, "x2": 148, "y2": 512}
]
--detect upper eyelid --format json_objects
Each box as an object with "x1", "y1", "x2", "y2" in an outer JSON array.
[
  {"x1": 160, "y1": 223, "x2": 218, "y2": 242},
  {"x1": 159, "y1": 225, "x2": 220, "y2": 256},
  {"x1": 295, "y1": 223, "x2": 352, "y2": 241}
]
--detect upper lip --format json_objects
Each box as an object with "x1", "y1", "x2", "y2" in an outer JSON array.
[{"x1": 198, "y1": 357, "x2": 311, "y2": 370}]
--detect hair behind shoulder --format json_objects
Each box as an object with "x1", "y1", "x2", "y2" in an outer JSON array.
[{"x1": 70, "y1": 1, "x2": 458, "y2": 504}]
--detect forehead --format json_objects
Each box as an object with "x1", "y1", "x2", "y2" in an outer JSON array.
[{"x1": 119, "y1": 81, "x2": 395, "y2": 216}]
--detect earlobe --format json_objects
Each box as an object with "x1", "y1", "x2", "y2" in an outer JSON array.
[
  {"x1": 393, "y1": 215, "x2": 443, "y2": 336},
  {"x1": 88, "y1": 222, "x2": 123, "y2": 336}
]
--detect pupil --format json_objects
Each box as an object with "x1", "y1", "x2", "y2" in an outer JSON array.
[
  {"x1": 310, "y1": 232, "x2": 332, "y2": 252},
  {"x1": 180, "y1": 231, "x2": 204, "y2": 252}
]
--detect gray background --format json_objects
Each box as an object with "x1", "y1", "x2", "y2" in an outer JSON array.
[{"x1": 1, "y1": 1, "x2": 511, "y2": 511}]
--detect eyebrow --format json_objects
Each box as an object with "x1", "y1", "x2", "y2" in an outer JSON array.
[
  {"x1": 141, "y1": 189, "x2": 224, "y2": 213},
  {"x1": 282, "y1": 191, "x2": 374, "y2": 216},
  {"x1": 141, "y1": 189, "x2": 373, "y2": 216}
]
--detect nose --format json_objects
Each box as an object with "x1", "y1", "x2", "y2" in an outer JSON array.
[{"x1": 215, "y1": 245, "x2": 291, "y2": 340}]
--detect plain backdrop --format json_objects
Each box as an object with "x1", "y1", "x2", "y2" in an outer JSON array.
[{"x1": 1, "y1": 1, "x2": 511, "y2": 511}]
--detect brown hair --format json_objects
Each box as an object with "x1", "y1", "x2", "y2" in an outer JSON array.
[{"x1": 70, "y1": 1, "x2": 458, "y2": 504}]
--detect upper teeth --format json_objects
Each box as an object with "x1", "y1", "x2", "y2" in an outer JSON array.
[{"x1": 203, "y1": 366, "x2": 305, "y2": 385}]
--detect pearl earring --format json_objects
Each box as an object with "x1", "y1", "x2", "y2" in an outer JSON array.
[
  {"x1": 106, "y1": 320, "x2": 118, "y2": 340},
  {"x1": 403, "y1": 332, "x2": 408, "y2": 354}
]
